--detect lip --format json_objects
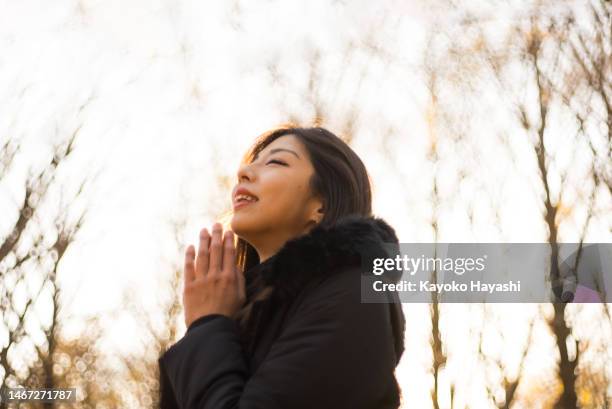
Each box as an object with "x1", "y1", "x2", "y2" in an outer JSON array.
[
  {"x1": 232, "y1": 186, "x2": 259, "y2": 210},
  {"x1": 233, "y1": 200, "x2": 256, "y2": 211}
]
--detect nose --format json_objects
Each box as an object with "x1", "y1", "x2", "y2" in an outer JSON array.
[{"x1": 236, "y1": 161, "x2": 254, "y2": 183}]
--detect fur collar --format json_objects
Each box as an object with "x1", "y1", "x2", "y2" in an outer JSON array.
[
  {"x1": 242, "y1": 214, "x2": 405, "y2": 365},
  {"x1": 244, "y1": 214, "x2": 400, "y2": 302}
]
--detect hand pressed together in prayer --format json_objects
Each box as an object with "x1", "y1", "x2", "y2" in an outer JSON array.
[{"x1": 182, "y1": 222, "x2": 246, "y2": 328}]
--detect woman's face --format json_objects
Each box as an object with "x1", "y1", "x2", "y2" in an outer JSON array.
[{"x1": 230, "y1": 134, "x2": 323, "y2": 258}]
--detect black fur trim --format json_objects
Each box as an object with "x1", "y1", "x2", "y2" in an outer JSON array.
[
  {"x1": 242, "y1": 214, "x2": 405, "y2": 364},
  {"x1": 250, "y1": 214, "x2": 401, "y2": 301}
]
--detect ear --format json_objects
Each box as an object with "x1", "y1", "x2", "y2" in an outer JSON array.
[
  {"x1": 308, "y1": 198, "x2": 325, "y2": 224},
  {"x1": 313, "y1": 203, "x2": 325, "y2": 223}
]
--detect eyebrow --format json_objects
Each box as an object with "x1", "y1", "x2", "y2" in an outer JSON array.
[{"x1": 254, "y1": 148, "x2": 300, "y2": 161}]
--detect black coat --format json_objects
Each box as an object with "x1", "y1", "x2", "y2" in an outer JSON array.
[{"x1": 158, "y1": 215, "x2": 406, "y2": 409}]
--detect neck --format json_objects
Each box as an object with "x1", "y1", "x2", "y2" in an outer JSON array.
[
  {"x1": 253, "y1": 234, "x2": 292, "y2": 263},
  {"x1": 250, "y1": 223, "x2": 316, "y2": 263}
]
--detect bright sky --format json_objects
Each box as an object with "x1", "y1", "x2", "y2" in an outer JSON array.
[{"x1": 1, "y1": 1, "x2": 610, "y2": 408}]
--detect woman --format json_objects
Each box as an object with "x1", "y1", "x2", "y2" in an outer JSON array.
[{"x1": 158, "y1": 126, "x2": 406, "y2": 409}]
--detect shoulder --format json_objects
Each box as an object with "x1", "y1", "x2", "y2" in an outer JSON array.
[
  {"x1": 287, "y1": 265, "x2": 391, "y2": 329},
  {"x1": 287, "y1": 265, "x2": 405, "y2": 366}
]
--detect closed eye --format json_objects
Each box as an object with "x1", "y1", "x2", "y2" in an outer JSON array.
[{"x1": 266, "y1": 159, "x2": 287, "y2": 166}]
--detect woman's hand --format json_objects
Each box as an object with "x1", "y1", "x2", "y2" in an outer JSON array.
[{"x1": 182, "y1": 222, "x2": 246, "y2": 328}]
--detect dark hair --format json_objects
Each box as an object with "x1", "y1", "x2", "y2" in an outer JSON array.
[{"x1": 232, "y1": 125, "x2": 373, "y2": 324}]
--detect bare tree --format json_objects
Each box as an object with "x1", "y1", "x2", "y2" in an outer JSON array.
[
  {"x1": 423, "y1": 37, "x2": 450, "y2": 409},
  {"x1": 478, "y1": 307, "x2": 537, "y2": 409},
  {"x1": 429, "y1": 0, "x2": 611, "y2": 407},
  {"x1": 0, "y1": 122, "x2": 116, "y2": 408},
  {"x1": 115, "y1": 217, "x2": 185, "y2": 409}
]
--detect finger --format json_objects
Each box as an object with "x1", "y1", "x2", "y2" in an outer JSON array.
[
  {"x1": 222, "y1": 230, "x2": 235, "y2": 275},
  {"x1": 208, "y1": 222, "x2": 223, "y2": 275},
  {"x1": 195, "y1": 228, "x2": 210, "y2": 279},
  {"x1": 184, "y1": 245, "x2": 196, "y2": 284}
]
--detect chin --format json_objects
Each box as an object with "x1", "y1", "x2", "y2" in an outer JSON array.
[
  {"x1": 231, "y1": 208, "x2": 276, "y2": 245},
  {"x1": 230, "y1": 212, "x2": 258, "y2": 241}
]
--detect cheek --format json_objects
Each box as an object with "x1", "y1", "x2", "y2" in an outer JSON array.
[
  {"x1": 231, "y1": 171, "x2": 312, "y2": 234},
  {"x1": 264, "y1": 181, "x2": 308, "y2": 213},
  {"x1": 235, "y1": 185, "x2": 303, "y2": 226},
  {"x1": 262, "y1": 169, "x2": 305, "y2": 200}
]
